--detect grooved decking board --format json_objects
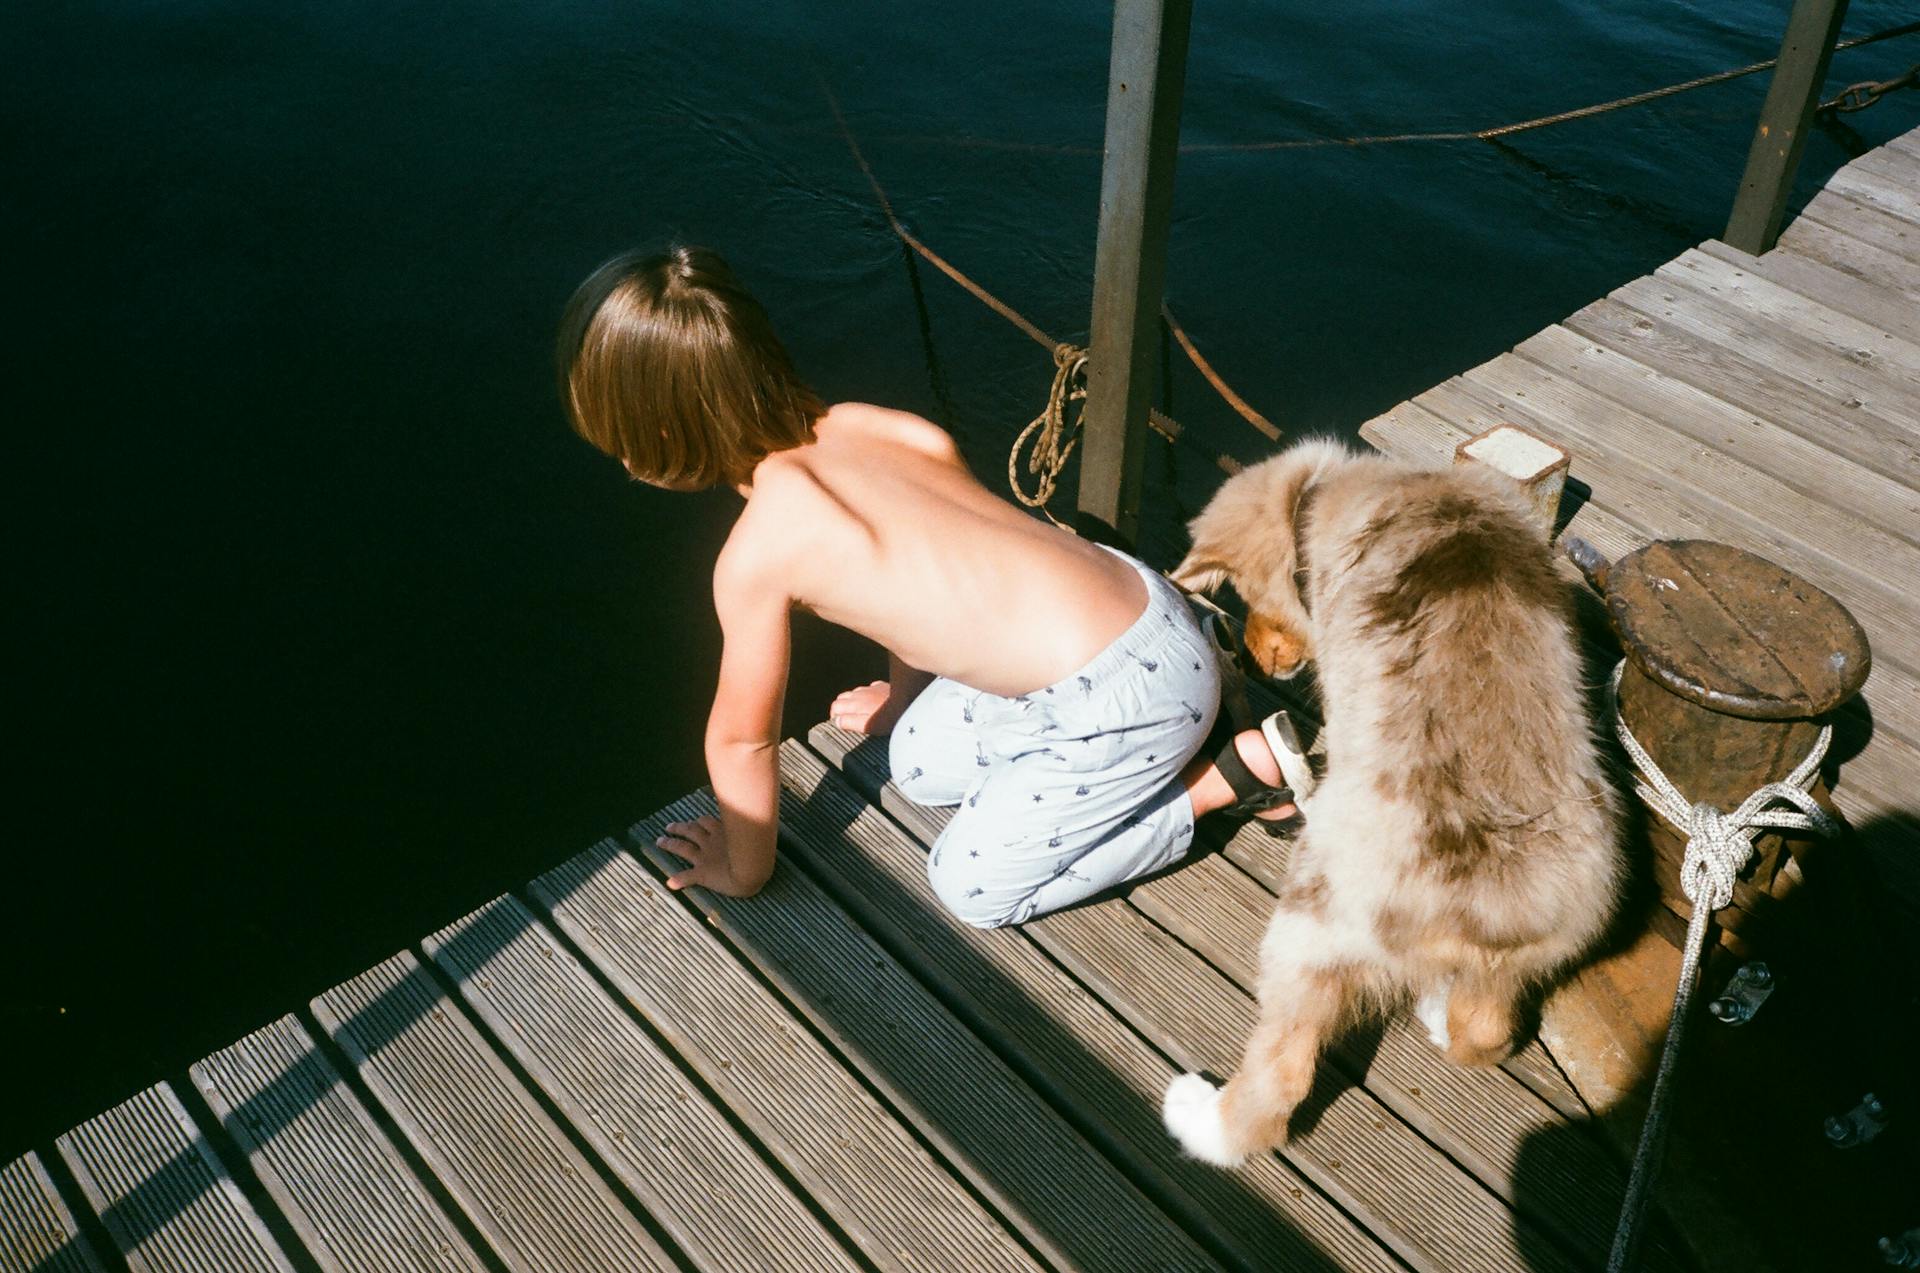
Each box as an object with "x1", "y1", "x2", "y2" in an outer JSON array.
[
  {"x1": 1452, "y1": 353, "x2": 1920, "y2": 645},
  {"x1": 56, "y1": 1083, "x2": 295, "y2": 1272},
  {"x1": 529, "y1": 840, "x2": 1046, "y2": 1273},
  {"x1": 1513, "y1": 322, "x2": 1920, "y2": 548},
  {"x1": 1560, "y1": 294, "x2": 1920, "y2": 491},
  {"x1": 811, "y1": 730, "x2": 1585, "y2": 1273},
  {"x1": 1796, "y1": 189, "x2": 1920, "y2": 266},
  {"x1": 1127, "y1": 853, "x2": 1688, "y2": 1273},
  {"x1": 310, "y1": 951, "x2": 676, "y2": 1272},
  {"x1": 1777, "y1": 214, "x2": 1920, "y2": 303},
  {"x1": 784, "y1": 734, "x2": 1405, "y2": 1273},
  {"x1": 190, "y1": 1014, "x2": 485, "y2": 1272},
  {"x1": 421, "y1": 894, "x2": 862, "y2": 1273},
  {"x1": 0, "y1": 1153, "x2": 105, "y2": 1272},
  {"x1": 619, "y1": 794, "x2": 1222, "y2": 1272},
  {"x1": 1697, "y1": 239, "x2": 1920, "y2": 342}
]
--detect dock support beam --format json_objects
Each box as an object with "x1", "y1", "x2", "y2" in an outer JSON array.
[
  {"x1": 1725, "y1": 0, "x2": 1851, "y2": 255},
  {"x1": 1077, "y1": 0, "x2": 1193, "y2": 548}
]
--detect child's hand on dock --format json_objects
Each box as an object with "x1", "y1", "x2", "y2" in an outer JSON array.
[
  {"x1": 656, "y1": 817, "x2": 764, "y2": 898},
  {"x1": 830, "y1": 680, "x2": 908, "y2": 736}
]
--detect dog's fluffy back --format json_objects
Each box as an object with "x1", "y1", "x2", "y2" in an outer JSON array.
[{"x1": 1183, "y1": 441, "x2": 1622, "y2": 997}]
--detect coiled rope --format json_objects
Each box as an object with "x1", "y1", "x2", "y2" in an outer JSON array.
[
  {"x1": 1602, "y1": 660, "x2": 1843, "y2": 1272},
  {"x1": 1007, "y1": 343, "x2": 1089, "y2": 522}
]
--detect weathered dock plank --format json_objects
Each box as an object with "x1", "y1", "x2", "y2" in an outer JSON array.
[
  {"x1": 1560, "y1": 294, "x2": 1920, "y2": 489},
  {"x1": 1511, "y1": 322, "x2": 1920, "y2": 547},
  {"x1": 0, "y1": 1153, "x2": 105, "y2": 1273},
  {"x1": 1435, "y1": 359, "x2": 1920, "y2": 760},
  {"x1": 190, "y1": 1014, "x2": 486, "y2": 1272},
  {"x1": 1359, "y1": 391, "x2": 1917, "y2": 826},
  {"x1": 310, "y1": 951, "x2": 678, "y2": 1272},
  {"x1": 809, "y1": 728, "x2": 1591, "y2": 1273},
  {"x1": 531, "y1": 839, "x2": 1048, "y2": 1273},
  {"x1": 421, "y1": 894, "x2": 864, "y2": 1273},
  {"x1": 1777, "y1": 213, "x2": 1920, "y2": 302},
  {"x1": 1827, "y1": 154, "x2": 1920, "y2": 226},
  {"x1": 1697, "y1": 238, "x2": 1920, "y2": 341},
  {"x1": 56, "y1": 1083, "x2": 295, "y2": 1272},
  {"x1": 1452, "y1": 353, "x2": 1920, "y2": 647},
  {"x1": 1425, "y1": 370, "x2": 1920, "y2": 693},
  {"x1": 1655, "y1": 249, "x2": 1920, "y2": 388},
  {"x1": 783, "y1": 735, "x2": 1404, "y2": 1273},
  {"x1": 621, "y1": 794, "x2": 1223, "y2": 1272},
  {"x1": 1608, "y1": 275, "x2": 1920, "y2": 457},
  {"x1": 1796, "y1": 188, "x2": 1920, "y2": 266}
]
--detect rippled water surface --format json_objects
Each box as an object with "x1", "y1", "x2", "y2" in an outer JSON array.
[{"x1": 7, "y1": 0, "x2": 1917, "y2": 1154}]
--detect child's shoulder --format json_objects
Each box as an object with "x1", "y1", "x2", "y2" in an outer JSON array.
[{"x1": 817, "y1": 401, "x2": 962, "y2": 463}]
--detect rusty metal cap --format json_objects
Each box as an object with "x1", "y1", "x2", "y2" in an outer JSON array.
[{"x1": 1603, "y1": 540, "x2": 1871, "y2": 720}]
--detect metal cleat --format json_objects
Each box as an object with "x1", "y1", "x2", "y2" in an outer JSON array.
[
  {"x1": 1823, "y1": 1092, "x2": 1889, "y2": 1149},
  {"x1": 1705, "y1": 961, "x2": 1774, "y2": 1025}
]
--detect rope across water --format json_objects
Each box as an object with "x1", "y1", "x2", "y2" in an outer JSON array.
[{"x1": 1603, "y1": 660, "x2": 1842, "y2": 1272}]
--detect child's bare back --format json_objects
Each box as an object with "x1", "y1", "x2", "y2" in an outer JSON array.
[
  {"x1": 559, "y1": 245, "x2": 1295, "y2": 906},
  {"x1": 723, "y1": 402, "x2": 1147, "y2": 697}
]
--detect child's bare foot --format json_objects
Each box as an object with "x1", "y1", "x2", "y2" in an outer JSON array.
[{"x1": 830, "y1": 680, "x2": 904, "y2": 735}]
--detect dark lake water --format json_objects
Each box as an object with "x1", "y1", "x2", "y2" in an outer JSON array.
[{"x1": 7, "y1": 0, "x2": 1917, "y2": 1157}]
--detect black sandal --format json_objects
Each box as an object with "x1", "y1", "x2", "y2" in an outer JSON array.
[{"x1": 1210, "y1": 710, "x2": 1306, "y2": 837}]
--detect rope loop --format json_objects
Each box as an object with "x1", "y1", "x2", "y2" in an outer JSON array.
[
  {"x1": 1606, "y1": 662, "x2": 1842, "y2": 914},
  {"x1": 1602, "y1": 658, "x2": 1843, "y2": 1272},
  {"x1": 1008, "y1": 343, "x2": 1090, "y2": 524}
]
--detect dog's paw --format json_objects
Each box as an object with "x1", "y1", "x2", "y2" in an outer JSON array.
[
  {"x1": 1415, "y1": 984, "x2": 1452, "y2": 1050},
  {"x1": 1162, "y1": 1073, "x2": 1243, "y2": 1167}
]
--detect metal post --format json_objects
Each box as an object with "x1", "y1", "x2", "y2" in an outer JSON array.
[
  {"x1": 1077, "y1": 0, "x2": 1193, "y2": 547},
  {"x1": 1725, "y1": 0, "x2": 1851, "y2": 254}
]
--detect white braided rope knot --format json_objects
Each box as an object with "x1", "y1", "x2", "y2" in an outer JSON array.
[
  {"x1": 1607, "y1": 662, "x2": 1843, "y2": 910},
  {"x1": 1602, "y1": 659, "x2": 1845, "y2": 1273}
]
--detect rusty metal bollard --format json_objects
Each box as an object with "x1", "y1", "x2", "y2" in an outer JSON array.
[{"x1": 1569, "y1": 538, "x2": 1871, "y2": 950}]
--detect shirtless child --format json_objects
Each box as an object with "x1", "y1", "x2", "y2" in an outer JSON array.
[{"x1": 558, "y1": 246, "x2": 1297, "y2": 927}]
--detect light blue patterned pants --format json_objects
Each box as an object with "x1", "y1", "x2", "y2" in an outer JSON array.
[{"x1": 888, "y1": 553, "x2": 1220, "y2": 928}]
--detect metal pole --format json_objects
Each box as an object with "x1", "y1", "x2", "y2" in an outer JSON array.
[
  {"x1": 1077, "y1": 0, "x2": 1193, "y2": 547},
  {"x1": 1725, "y1": 0, "x2": 1851, "y2": 255}
]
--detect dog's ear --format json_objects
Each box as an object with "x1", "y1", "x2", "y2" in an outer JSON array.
[{"x1": 1171, "y1": 547, "x2": 1232, "y2": 595}]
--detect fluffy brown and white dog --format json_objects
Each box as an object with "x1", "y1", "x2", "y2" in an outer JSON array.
[{"x1": 1162, "y1": 439, "x2": 1622, "y2": 1165}]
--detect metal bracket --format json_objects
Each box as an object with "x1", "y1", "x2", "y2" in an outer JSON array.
[
  {"x1": 1705, "y1": 961, "x2": 1775, "y2": 1026},
  {"x1": 1824, "y1": 1092, "x2": 1890, "y2": 1149}
]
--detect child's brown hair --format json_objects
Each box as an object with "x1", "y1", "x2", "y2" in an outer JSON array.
[{"x1": 557, "y1": 246, "x2": 823, "y2": 487}]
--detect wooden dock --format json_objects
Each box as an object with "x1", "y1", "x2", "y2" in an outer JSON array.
[
  {"x1": 6, "y1": 129, "x2": 1915, "y2": 1273},
  {"x1": 2, "y1": 702, "x2": 1689, "y2": 1273}
]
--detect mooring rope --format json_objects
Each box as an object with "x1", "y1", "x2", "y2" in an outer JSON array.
[
  {"x1": 829, "y1": 20, "x2": 1918, "y2": 157},
  {"x1": 820, "y1": 75, "x2": 1277, "y2": 496},
  {"x1": 1602, "y1": 660, "x2": 1842, "y2": 1272}
]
